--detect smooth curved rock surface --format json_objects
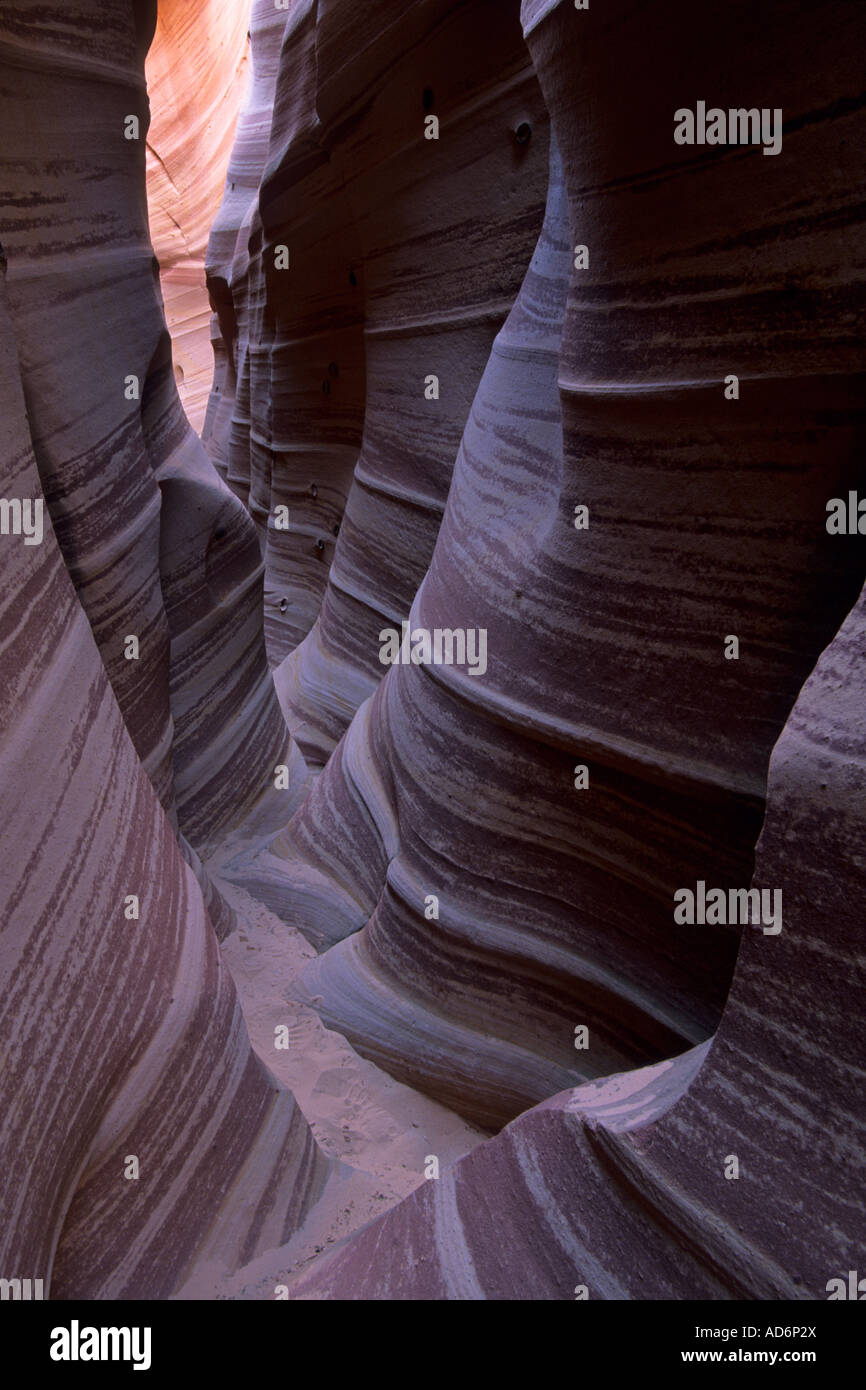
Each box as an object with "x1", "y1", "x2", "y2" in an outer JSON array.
[
  {"x1": 251, "y1": 0, "x2": 366, "y2": 671},
  {"x1": 0, "y1": 267, "x2": 331, "y2": 1299},
  {"x1": 264, "y1": 0, "x2": 866, "y2": 1130},
  {"x1": 204, "y1": 0, "x2": 549, "y2": 739},
  {"x1": 1, "y1": 0, "x2": 863, "y2": 1306},
  {"x1": 0, "y1": 0, "x2": 301, "y2": 862},
  {"x1": 292, "y1": 573, "x2": 866, "y2": 1298},
  {"x1": 203, "y1": 0, "x2": 288, "y2": 514},
  {"x1": 145, "y1": 0, "x2": 249, "y2": 433}
]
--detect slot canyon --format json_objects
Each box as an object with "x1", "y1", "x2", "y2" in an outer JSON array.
[{"x1": 0, "y1": 0, "x2": 864, "y2": 1309}]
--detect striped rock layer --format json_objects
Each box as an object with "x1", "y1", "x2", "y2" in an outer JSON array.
[
  {"x1": 203, "y1": 0, "x2": 288, "y2": 519},
  {"x1": 262, "y1": 0, "x2": 866, "y2": 1131},
  {"x1": 251, "y1": 0, "x2": 366, "y2": 671},
  {"x1": 203, "y1": 0, "x2": 550, "y2": 746},
  {"x1": 270, "y1": 0, "x2": 549, "y2": 758},
  {"x1": 0, "y1": 270, "x2": 331, "y2": 1299},
  {"x1": 295, "y1": 573, "x2": 866, "y2": 1298},
  {"x1": 0, "y1": 0, "x2": 863, "y2": 1306},
  {"x1": 0, "y1": 0, "x2": 300, "y2": 863}
]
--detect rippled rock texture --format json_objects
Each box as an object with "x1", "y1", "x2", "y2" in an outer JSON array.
[
  {"x1": 250, "y1": 0, "x2": 866, "y2": 1134},
  {"x1": 0, "y1": 0, "x2": 301, "y2": 864},
  {"x1": 0, "y1": 0, "x2": 325, "y2": 1298},
  {"x1": 293, "y1": 580, "x2": 866, "y2": 1299},
  {"x1": 203, "y1": 0, "x2": 549, "y2": 732},
  {"x1": 218, "y1": 0, "x2": 866, "y2": 1291},
  {"x1": 1, "y1": 0, "x2": 864, "y2": 1303}
]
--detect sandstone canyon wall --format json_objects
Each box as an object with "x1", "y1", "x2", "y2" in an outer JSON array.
[
  {"x1": 241, "y1": 0, "x2": 866, "y2": 1135},
  {"x1": 294, "y1": 577, "x2": 866, "y2": 1298},
  {"x1": 0, "y1": 0, "x2": 863, "y2": 1306},
  {"x1": 0, "y1": 0, "x2": 328, "y2": 1299},
  {"x1": 145, "y1": 0, "x2": 249, "y2": 433}
]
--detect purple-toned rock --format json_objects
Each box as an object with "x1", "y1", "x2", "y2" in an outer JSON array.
[
  {"x1": 0, "y1": 268, "x2": 331, "y2": 1298},
  {"x1": 0, "y1": 0, "x2": 300, "y2": 867},
  {"x1": 266, "y1": 0, "x2": 866, "y2": 1130},
  {"x1": 293, "y1": 577, "x2": 866, "y2": 1295}
]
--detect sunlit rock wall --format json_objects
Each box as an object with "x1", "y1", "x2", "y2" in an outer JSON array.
[{"x1": 145, "y1": 0, "x2": 250, "y2": 433}]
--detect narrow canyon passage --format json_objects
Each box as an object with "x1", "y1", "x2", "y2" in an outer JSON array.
[{"x1": 0, "y1": 0, "x2": 863, "y2": 1307}]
